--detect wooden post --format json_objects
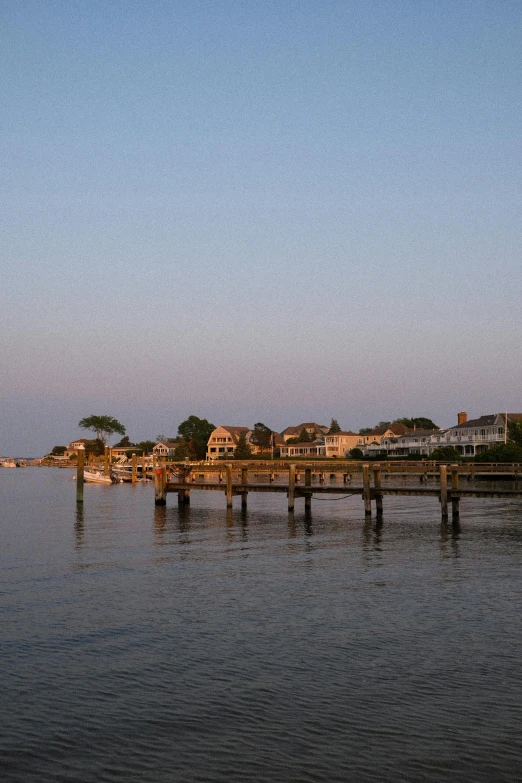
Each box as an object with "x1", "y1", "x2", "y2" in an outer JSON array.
[
  {"x1": 440, "y1": 464, "x2": 448, "y2": 520},
  {"x1": 363, "y1": 464, "x2": 372, "y2": 516},
  {"x1": 226, "y1": 463, "x2": 233, "y2": 508},
  {"x1": 104, "y1": 446, "x2": 110, "y2": 476},
  {"x1": 373, "y1": 464, "x2": 383, "y2": 518},
  {"x1": 132, "y1": 453, "x2": 138, "y2": 483},
  {"x1": 178, "y1": 466, "x2": 191, "y2": 505},
  {"x1": 304, "y1": 467, "x2": 312, "y2": 511},
  {"x1": 241, "y1": 466, "x2": 248, "y2": 510},
  {"x1": 288, "y1": 464, "x2": 296, "y2": 511},
  {"x1": 154, "y1": 467, "x2": 167, "y2": 505},
  {"x1": 451, "y1": 464, "x2": 460, "y2": 523},
  {"x1": 76, "y1": 447, "x2": 85, "y2": 503}
]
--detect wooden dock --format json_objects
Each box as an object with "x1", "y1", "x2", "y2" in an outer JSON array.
[{"x1": 150, "y1": 462, "x2": 522, "y2": 523}]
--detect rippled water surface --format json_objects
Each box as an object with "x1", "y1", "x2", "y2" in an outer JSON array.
[{"x1": 1, "y1": 468, "x2": 522, "y2": 782}]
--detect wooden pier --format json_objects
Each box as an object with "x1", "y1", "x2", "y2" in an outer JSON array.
[{"x1": 151, "y1": 461, "x2": 522, "y2": 523}]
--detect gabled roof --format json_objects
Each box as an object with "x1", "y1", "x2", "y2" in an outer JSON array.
[
  {"x1": 326, "y1": 430, "x2": 359, "y2": 436},
  {"x1": 281, "y1": 422, "x2": 328, "y2": 436},
  {"x1": 454, "y1": 413, "x2": 522, "y2": 429}
]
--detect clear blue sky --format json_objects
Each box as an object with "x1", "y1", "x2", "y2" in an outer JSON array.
[{"x1": 1, "y1": 1, "x2": 521, "y2": 454}]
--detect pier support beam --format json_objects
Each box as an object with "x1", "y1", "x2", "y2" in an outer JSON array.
[
  {"x1": 76, "y1": 447, "x2": 85, "y2": 504},
  {"x1": 304, "y1": 467, "x2": 312, "y2": 512},
  {"x1": 440, "y1": 464, "x2": 448, "y2": 520},
  {"x1": 241, "y1": 467, "x2": 248, "y2": 510},
  {"x1": 178, "y1": 465, "x2": 191, "y2": 505},
  {"x1": 132, "y1": 453, "x2": 138, "y2": 483},
  {"x1": 288, "y1": 464, "x2": 296, "y2": 511},
  {"x1": 104, "y1": 446, "x2": 110, "y2": 477},
  {"x1": 154, "y1": 467, "x2": 167, "y2": 505},
  {"x1": 363, "y1": 464, "x2": 372, "y2": 517},
  {"x1": 451, "y1": 465, "x2": 460, "y2": 523},
  {"x1": 226, "y1": 463, "x2": 233, "y2": 508},
  {"x1": 373, "y1": 464, "x2": 383, "y2": 518}
]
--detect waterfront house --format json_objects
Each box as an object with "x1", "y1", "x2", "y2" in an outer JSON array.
[
  {"x1": 324, "y1": 431, "x2": 365, "y2": 458},
  {"x1": 435, "y1": 412, "x2": 522, "y2": 457},
  {"x1": 206, "y1": 426, "x2": 250, "y2": 460},
  {"x1": 279, "y1": 439, "x2": 326, "y2": 458},
  {"x1": 64, "y1": 439, "x2": 90, "y2": 459},
  {"x1": 281, "y1": 423, "x2": 329, "y2": 442},
  {"x1": 153, "y1": 441, "x2": 179, "y2": 457}
]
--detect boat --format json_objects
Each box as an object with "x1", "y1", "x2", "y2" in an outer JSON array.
[
  {"x1": 83, "y1": 469, "x2": 114, "y2": 484},
  {"x1": 1, "y1": 460, "x2": 17, "y2": 468}
]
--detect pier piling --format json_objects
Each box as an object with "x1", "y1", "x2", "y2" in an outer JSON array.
[
  {"x1": 226, "y1": 463, "x2": 233, "y2": 508},
  {"x1": 304, "y1": 468, "x2": 312, "y2": 511},
  {"x1": 154, "y1": 467, "x2": 167, "y2": 506},
  {"x1": 76, "y1": 447, "x2": 85, "y2": 503},
  {"x1": 440, "y1": 465, "x2": 448, "y2": 520},
  {"x1": 451, "y1": 465, "x2": 460, "y2": 523},
  {"x1": 288, "y1": 464, "x2": 296, "y2": 511},
  {"x1": 363, "y1": 464, "x2": 372, "y2": 516}
]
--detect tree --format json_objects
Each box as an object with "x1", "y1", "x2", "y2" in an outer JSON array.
[
  {"x1": 475, "y1": 442, "x2": 522, "y2": 463},
  {"x1": 250, "y1": 422, "x2": 273, "y2": 452},
  {"x1": 84, "y1": 438, "x2": 105, "y2": 457},
  {"x1": 359, "y1": 427, "x2": 372, "y2": 435},
  {"x1": 297, "y1": 427, "x2": 314, "y2": 442},
  {"x1": 114, "y1": 435, "x2": 132, "y2": 448},
  {"x1": 51, "y1": 445, "x2": 66, "y2": 455},
  {"x1": 508, "y1": 420, "x2": 522, "y2": 447},
  {"x1": 134, "y1": 440, "x2": 156, "y2": 456},
  {"x1": 328, "y1": 419, "x2": 341, "y2": 433},
  {"x1": 79, "y1": 415, "x2": 125, "y2": 446},
  {"x1": 430, "y1": 446, "x2": 462, "y2": 461},
  {"x1": 235, "y1": 432, "x2": 253, "y2": 460},
  {"x1": 177, "y1": 416, "x2": 215, "y2": 460},
  {"x1": 349, "y1": 448, "x2": 364, "y2": 460},
  {"x1": 172, "y1": 440, "x2": 192, "y2": 461},
  {"x1": 396, "y1": 417, "x2": 439, "y2": 430}
]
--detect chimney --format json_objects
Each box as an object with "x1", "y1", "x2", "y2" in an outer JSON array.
[{"x1": 458, "y1": 412, "x2": 467, "y2": 425}]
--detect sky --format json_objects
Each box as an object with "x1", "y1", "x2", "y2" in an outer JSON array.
[{"x1": 1, "y1": 0, "x2": 521, "y2": 455}]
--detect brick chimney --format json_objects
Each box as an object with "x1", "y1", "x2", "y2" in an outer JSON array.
[{"x1": 458, "y1": 412, "x2": 467, "y2": 425}]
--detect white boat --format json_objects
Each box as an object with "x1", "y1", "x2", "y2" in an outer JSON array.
[
  {"x1": 1, "y1": 460, "x2": 17, "y2": 468},
  {"x1": 84, "y1": 469, "x2": 114, "y2": 484}
]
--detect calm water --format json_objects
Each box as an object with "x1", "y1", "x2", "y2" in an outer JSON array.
[{"x1": 1, "y1": 468, "x2": 522, "y2": 782}]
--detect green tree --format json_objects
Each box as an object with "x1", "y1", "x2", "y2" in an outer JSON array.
[
  {"x1": 508, "y1": 420, "x2": 522, "y2": 447},
  {"x1": 172, "y1": 440, "x2": 192, "y2": 461},
  {"x1": 396, "y1": 417, "x2": 439, "y2": 430},
  {"x1": 297, "y1": 427, "x2": 314, "y2": 443},
  {"x1": 234, "y1": 432, "x2": 253, "y2": 460},
  {"x1": 51, "y1": 445, "x2": 67, "y2": 455},
  {"x1": 177, "y1": 416, "x2": 215, "y2": 460},
  {"x1": 250, "y1": 422, "x2": 273, "y2": 452},
  {"x1": 349, "y1": 448, "x2": 364, "y2": 460},
  {"x1": 79, "y1": 415, "x2": 126, "y2": 445},
  {"x1": 328, "y1": 418, "x2": 341, "y2": 433},
  {"x1": 132, "y1": 440, "x2": 156, "y2": 455},
  {"x1": 84, "y1": 438, "x2": 105, "y2": 457},
  {"x1": 358, "y1": 427, "x2": 372, "y2": 435},
  {"x1": 475, "y1": 442, "x2": 522, "y2": 463},
  {"x1": 114, "y1": 435, "x2": 132, "y2": 448},
  {"x1": 430, "y1": 446, "x2": 462, "y2": 461}
]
